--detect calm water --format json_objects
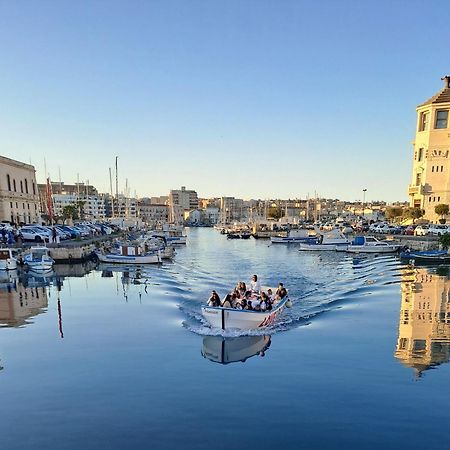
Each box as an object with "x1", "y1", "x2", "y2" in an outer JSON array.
[{"x1": 1, "y1": 228, "x2": 450, "y2": 449}]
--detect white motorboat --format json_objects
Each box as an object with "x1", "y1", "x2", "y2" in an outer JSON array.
[
  {"x1": 299, "y1": 229, "x2": 349, "y2": 251},
  {"x1": 24, "y1": 247, "x2": 55, "y2": 271},
  {"x1": 96, "y1": 243, "x2": 161, "y2": 264},
  {"x1": 340, "y1": 236, "x2": 400, "y2": 254},
  {"x1": 138, "y1": 236, "x2": 175, "y2": 259},
  {"x1": 202, "y1": 291, "x2": 291, "y2": 331},
  {"x1": 202, "y1": 335, "x2": 271, "y2": 364},
  {"x1": 0, "y1": 248, "x2": 18, "y2": 270},
  {"x1": 271, "y1": 229, "x2": 317, "y2": 244}
]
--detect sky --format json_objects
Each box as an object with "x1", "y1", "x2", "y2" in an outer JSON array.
[{"x1": 0, "y1": 0, "x2": 448, "y2": 202}]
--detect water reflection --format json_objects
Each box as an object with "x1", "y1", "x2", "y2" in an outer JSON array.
[
  {"x1": 202, "y1": 335, "x2": 271, "y2": 364},
  {"x1": 396, "y1": 266, "x2": 450, "y2": 377}
]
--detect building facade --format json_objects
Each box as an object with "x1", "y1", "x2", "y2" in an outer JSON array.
[
  {"x1": 408, "y1": 76, "x2": 450, "y2": 221},
  {"x1": 0, "y1": 156, "x2": 40, "y2": 224},
  {"x1": 138, "y1": 199, "x2": 169, "y2": 226},
  {"x1": 168, "y1": 186, "x2": 198, "y2": 223}
]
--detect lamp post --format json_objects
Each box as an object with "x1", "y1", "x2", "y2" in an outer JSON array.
[{"x1": 362, "y1": 189, "x2": 367, "y2": 219}]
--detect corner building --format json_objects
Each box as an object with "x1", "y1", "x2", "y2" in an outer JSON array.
[{"x1": 409, "y1": 76, "x2": 450, "y2": 222}]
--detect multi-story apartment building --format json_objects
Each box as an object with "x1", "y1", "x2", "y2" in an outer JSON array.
[
  {"x1": 0, "y1": 156, "x2": 40, "y2": 224},
  {"x1": 138, "y1": 198, "x2": 169, "y2": 226},
  {"x1": 408, "y1": 76, "x2": 450, "y2": 221},
  {"x1": 168, "y1": 186, "x2": 198, "y2": 223}
]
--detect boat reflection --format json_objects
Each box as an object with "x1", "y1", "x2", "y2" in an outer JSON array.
[
  {"x1": 396, "y1": 266, "x2": 450, "y2": 377},
  {"x1": 202, "y1": 335, "x2": 271, "y2": 364}
]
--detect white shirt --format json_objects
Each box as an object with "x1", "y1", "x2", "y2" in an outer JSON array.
[{"x1": 250, "y1": 279, "x2": 261, "y2": 293}]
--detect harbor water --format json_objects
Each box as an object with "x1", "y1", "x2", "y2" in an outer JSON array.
[{"x1": 1, "y1": 228, "x2": 450, "y2": 449}]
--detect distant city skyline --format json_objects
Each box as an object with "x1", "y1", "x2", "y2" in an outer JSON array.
[{"x1": 1, "y1": 0, "x2": 449, "y2": 202}]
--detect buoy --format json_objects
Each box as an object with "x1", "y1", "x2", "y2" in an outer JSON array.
[{"x1": 286, "y1": 299, "x2": 293, "y2": 308}]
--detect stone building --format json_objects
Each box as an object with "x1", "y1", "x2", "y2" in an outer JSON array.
[
  {"x1": 168, "y1": 186, "x2": 198, "y2": 223},
  {"x1": 0, "y1": 155, "x2": 40, "y2": 224},
  {"x1": 408, "y1": 76, "x2": 450, "y2": 221}
]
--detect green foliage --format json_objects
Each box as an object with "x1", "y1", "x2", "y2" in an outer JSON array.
[
  {"x1": 62, "y1": 204, "x2": 79, "y2": 222},
  {"x1": 439, "y1": 233, "x2": 450, "y2": 249},
  {"x1": 385, "y1": 207, "x2": 403, "y2": 222},
  {"x1": 404, "y1": 207, "x2": 424, "y2": 223},
  {"x1": 267, "y1": 206, "x2": 284, "y2": 220},
  {"x1": 435, "y1": 204, "x2": 449, "y2": 217}
]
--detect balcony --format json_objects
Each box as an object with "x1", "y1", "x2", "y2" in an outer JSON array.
[{"x1": 408, "y1": 185, "x2": 420, "y2": 195}]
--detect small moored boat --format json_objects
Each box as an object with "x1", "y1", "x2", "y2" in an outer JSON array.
[
  {"x1": 0, "y1": 248, "x2": 18, "y2": 270},
  {"x1": 299, "y1": 229, "x2": 349, "y2": 251},
  {"x1": 271, "y1": 229, "x2": 317, "y2": 244},
  {"x1": 400, "y1": 249, "x2": 450, "y2": 263},
  {"x1": 24, "y1": 247, "x2": 55, "y2": 271},
  {"x1": 340, "y1": 236, "x2": 400, "y2": 254},
  {"x1": 96, "y1": 244, "x2": 161, "y2": 264}
]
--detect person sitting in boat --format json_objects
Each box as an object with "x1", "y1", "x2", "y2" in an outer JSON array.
[
  {"x1": 207, "y1": 291, "x2": 221, "y2": 307},
  {"x1": 230, "y1": 292, "x2": 239, "y2": 308},
  {"x1": 237, "y1": 281, "x2": 247, "y2": 297},
  {"x1": 221, "y1": 294, "x2": 233, "y2": 308},
  {"x1": 276, "y1": 283, "x2": 287, "y2": 299},
  {"x1": 260, "y1": 292, "x2": 270, "y2": 311},
  {"x1": 267, "y1": 288, "x2": 274, "y2": 302},
  {"x1": 245, "y1": 300, "x2": 253, "y2": 311},
  {"x1": 250, "y1": 275, "x2": 261, "y2": 294}
]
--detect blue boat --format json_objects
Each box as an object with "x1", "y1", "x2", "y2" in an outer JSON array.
[{"x1": 400, "y1": 249, "x2": 450, "y2": 263}]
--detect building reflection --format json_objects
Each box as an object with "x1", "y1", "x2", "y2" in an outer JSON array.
[
  {"x1": 396, "y1": 266, "x2": 450, "y2": 377},
  {"x1": 202, "y1": 335, "x2": 271, "y2": 364},
  {"x1": 0, "y1": 270, "x2": 48, "y2": 328}
]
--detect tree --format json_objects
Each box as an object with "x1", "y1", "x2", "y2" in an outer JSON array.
[
  {"x1": 267, "y1": 206, "x2": 284, "y2": 220},
  {"x1": 435, "y1": 204, "x2": 449, "y2": 223},
  {"x1": 439, "y1": 233, "x2": 450, "y2": 249},
  {"x1": 385, "y1": 207, "x2": 404, "y2": 222},
  {"x1": 404, "y1": 207, "x2": 424, "y2": 223},
  {"x1": 62, "y1": 204, "x2": 79, "y2": 223}
]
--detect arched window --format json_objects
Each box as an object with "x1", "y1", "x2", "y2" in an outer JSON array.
[{"x1": 6, "y1": 174, "x2": 11, "y2": 191}]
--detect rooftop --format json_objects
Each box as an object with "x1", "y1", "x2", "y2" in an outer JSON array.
[{"x1": 419, "y1": 76, "x2": 450, "y2": 106}]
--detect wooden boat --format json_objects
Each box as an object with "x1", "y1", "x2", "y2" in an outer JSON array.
[
  {"x1": 24, "y1": 247, "x2": 55, "y2": 271},
  {"x1": 400, "y1": 249, "x2": 450, "y2": 263},
  {"x1": 202, "y1": 294, "x2": 291, "y2": 331},
  {"x1": 201, "y1": 335, "x2": 271, "y2": 364},
  {"x1": 96, "y1": 244, "x2": 161, "y2": 264},
  {"x1": 0, "y1": 248, "x2": 18, "y2": 270}
]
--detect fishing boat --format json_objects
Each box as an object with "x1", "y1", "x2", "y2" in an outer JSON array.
[
  {"x1": 23, "y1": 247, "x2": 55, "y2": 271},
  {"x1": 202, "y1": 289, "x2": 291, "y2": 331},
  {"x1": 0, "y1": 248, "x2": 18, "y2": 270},
  {"x1": 138, "y1": 236, "x2": 175, "y2": 259},
  {"x1": 271, "y1": 229, "x2": 317, "y2": 244},
  {"x1": 299, "y1": 229, "x2": 349, "y2": 251},
  {"x1": 227, "y1": 232, "x2": 251, "y2": 239},
  {"x1": 201, "y1": 335, "x2": 271, "y2": 364},
  {"x1": 150, "y1": 230, "x2": 187, "y2": 245},
  {"x1": 339, "y1": 236, "x2": 400, "y2": 254},
  {"x1": 96, "y1": 244, "x2": 161, "y2": 264},
  {"x1": 400, "y1": 249, "x2": 450, "y2": 263}
]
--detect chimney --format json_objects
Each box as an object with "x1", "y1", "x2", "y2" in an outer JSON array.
[{"x1": 442, "y1": 75, "x2": 450, "y2": 88}]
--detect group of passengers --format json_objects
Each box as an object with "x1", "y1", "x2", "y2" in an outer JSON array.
[{"x1": 207, "y1": 275, "x2": 288, "y2": 311}]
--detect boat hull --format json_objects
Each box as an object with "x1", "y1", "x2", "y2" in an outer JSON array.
[
  {"x1": 96, "y1": 253, "x2": 161, "y2": 264},
  {"x1": 271, "y1": 236, "x2": 317, "y2": 244},
  {"x1": 400, "y1": 250, "x2": 450, "y2": 263},
  {"x1": 345, "y1": 245, "x2": 399, "y2": 253},
  {"x1": 201, "y1": 297, "x2": 289, "y2": 330},
  {"x1": 0, "y1": 259, "x2": 18, "y2": 270},
  {"x1": 299, "y1": 243, "x2": 348, "y2": 251}
]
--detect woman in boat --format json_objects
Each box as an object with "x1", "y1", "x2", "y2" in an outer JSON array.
[
  {"x1": 237, "y1": 281, "x2": 247, "y2": 297},
  {"x1": 221, "y1": 294, "x2": 233, "y2": 308},
  {"x1": 230, "y1": 292, "x2": 239, "y2": 308},
  {"x1": 207, "y1": 291, "x2": 221, "y2": 307}
]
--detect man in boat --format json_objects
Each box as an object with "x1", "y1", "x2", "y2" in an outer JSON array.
[{"x1": 207, "y1": 291, "x2": 221, "y2": 307}]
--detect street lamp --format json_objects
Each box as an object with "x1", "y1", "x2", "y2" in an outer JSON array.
[{"x1": 362, "y1": 189, "x2": 367, "y2": 219}]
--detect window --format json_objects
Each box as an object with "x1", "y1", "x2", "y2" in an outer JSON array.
[
  {"x1": 32, "y1": 182, "x2": 36, "y2": 195},
  {"x1": 419, "y1": 112, "x2": 429, "y2": 131},
  {"x1": 442, "y1": 166, "x2": 444, "y2": 172},
  {"x1": 13, "y1": 179, "x2": 16, "y2": 191},
  {"x1": 432, "y1": 166, "x2": 435, "y2": 172},
  {"x1": 6, "y1": 174, "x2": 11, "y2": 191},
  {"x1": 435, "y1": 110, "x2": 449, "y2": 129},
  {"x1": 20, "y1": 180, "x2": 23, "y2": 192},
  {"x1": 438, "y1": 196, "x2": 441, "y2": 202},
  {"x1": 418, "y1": 148, "x2": 424, "y2": 161},
  {"x1": 25, "y1": 179, "x2": 28, "y2": 194},
  {"x1": 416, "y1": 172, "x2": 422, "y2": 185}
]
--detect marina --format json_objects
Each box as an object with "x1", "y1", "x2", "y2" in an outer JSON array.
[{"x1": 1, "y1": 228, "x2": 450, "y2": 449}]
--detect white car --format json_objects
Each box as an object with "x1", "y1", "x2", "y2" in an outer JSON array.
[
  {"x1": 377, "y1": 224, "x2": 398, "y2": 234},
  {"x1": 414, "y1": 225, "x2": 430, "y2": 236},
  {"x1": 20, "y1": 227, "x2": 49, "y2": 242},
  {"x1": 428, "y1": 224, "x2": 450, "y2": 236}
]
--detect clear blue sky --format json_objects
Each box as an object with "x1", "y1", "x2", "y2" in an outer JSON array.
[{"x1": 0, "y1": 0, "x2": 448, "y2": 201}]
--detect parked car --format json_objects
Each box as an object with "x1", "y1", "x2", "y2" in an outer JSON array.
[
  {"x1": 403, "y1": 225, "x2": 416, "y2": 235},
  {"x1": 414, "y1": 225, "x2": 430, "y2": 236},
  {"x1": 428, "y1": 224, "x2": 450, "y2": 236},
  {"x1": 377, "y1": 224, "x2": 399, "y2": 234},
  {"x1": 20, "y1": 226, "x2": 49, "y2": 242}
]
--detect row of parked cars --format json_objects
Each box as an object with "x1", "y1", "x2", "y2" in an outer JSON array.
[
  {"x1": 1, "y1": 222, "x2": 116, "y2": 243},
  {"x1": 368, "y1": 222, "x2": 450, "y2": 237}
]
